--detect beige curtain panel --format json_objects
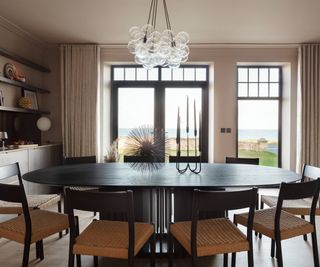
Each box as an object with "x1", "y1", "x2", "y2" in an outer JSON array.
[
  {"x1": 60, "y1": 44, "x2": 98, "y2": 157},
  {"x1": 300, "y1": 44, "x2": 320, "y2": 167}
]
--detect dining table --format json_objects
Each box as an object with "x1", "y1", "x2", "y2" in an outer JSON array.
[{"x1": 23, "y1": 162, "x2": 300, "y2": 254}]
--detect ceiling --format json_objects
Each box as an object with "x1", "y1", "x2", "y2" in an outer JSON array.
[{"x1": 0, "y1": 0, "x2": 319, "y2": 44}]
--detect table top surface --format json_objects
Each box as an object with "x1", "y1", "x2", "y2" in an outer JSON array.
[{"x1": 22, "y1": 163, "x2": 300, "y2": 188}]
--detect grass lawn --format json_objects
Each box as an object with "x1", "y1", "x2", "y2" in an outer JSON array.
[{"x1": 238, "y1": 149, "x2": 278, "y2": 167}]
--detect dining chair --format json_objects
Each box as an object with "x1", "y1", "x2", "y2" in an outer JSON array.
[
  {"x1": 225, "y1": 157, "x2": 259, "y2": 165},
  {"x1": 235, "y1": 179, "x2": 320, "y2": 267},
  {"x1": 65, "y1": 188, "x2": 155, "y2": 267},
  {"x1": 225, "y1": 156, "x2": 260, "y2": 218},
  {"x1": 260, "y1": 164, "x2": 320, "y2": 241},
  {"x1": 0, "y1": 163, "x2": 69, "y2": 267},
  {"x1": 169, "y1": 156, "x2": 201, "y2": 163},
  {"x1": 0, "y1": 163, "x2": 63, "y2": 237},
  {"x1": 63, "y1": 156, "x2": 99, "y2": 217},
  {"x1": 168, "y1": 188, "x2": 257, "y2": 267}
]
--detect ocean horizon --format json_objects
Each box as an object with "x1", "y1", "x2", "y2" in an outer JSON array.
[{"x1": 118, "y1": 128, "x2": 278, "y2": 141}]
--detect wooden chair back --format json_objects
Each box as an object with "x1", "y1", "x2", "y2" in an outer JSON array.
[
  {"x1": 63, "y1": 156, "x2": 96, "y2": 165},
  {"x1": 169, "y1": 156, "x2": 200, "y2": 163},
  {"x1": 0, "y1": 163, "x2": 32, "y2": 238},
  {"x1": 276, "y1": 179, "x2": 320, "y2": 218},
  {"x1": 123, "y1": 155, "x2": 155, "y2": 162},
  {"x1": 225, "y1": 157, "x2": 259, "y2": 165},
  {"x1": 302, "y1": 164, "x2": 320, "y2": 182}
]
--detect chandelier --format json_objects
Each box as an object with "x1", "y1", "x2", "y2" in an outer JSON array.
[{"x1": 128, "y1": 0, "x2": 190, "y2": 69}]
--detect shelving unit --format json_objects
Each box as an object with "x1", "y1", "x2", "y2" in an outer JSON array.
[{"x1": 0, "y1": 48, "x2": 51, "y2": 115}]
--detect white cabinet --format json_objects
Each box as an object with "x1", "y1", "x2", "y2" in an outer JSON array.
[{"x1": 0, "y1": 144, "x2": 62, "y2": 193}]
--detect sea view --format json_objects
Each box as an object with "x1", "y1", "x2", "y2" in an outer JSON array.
[{"x1": 119, "y1": 128, "x2": 278, "y2": 141}]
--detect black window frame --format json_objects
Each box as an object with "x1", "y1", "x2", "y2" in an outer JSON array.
[
  {"x1": 236, "y1": 66, "x2": 282, "y2": 167},
  {"x1": 111, "y1": 64, "x2": 210, "y2": 162}
]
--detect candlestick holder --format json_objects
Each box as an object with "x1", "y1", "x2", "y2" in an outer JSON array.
[
  {"x1": 175, "y1": 133, "x2": 202, "y2": 174},
  {"x1": 175, "y1": 97, "x2": 202, "y2": 174}
]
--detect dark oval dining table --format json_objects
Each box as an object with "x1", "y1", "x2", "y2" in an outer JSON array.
[
  {"x1": 23, "y1": 162, "x2": 300, "y2": 188},
  {"x1": 23, "y1": 162, "x2": 300, "y2": 255}
]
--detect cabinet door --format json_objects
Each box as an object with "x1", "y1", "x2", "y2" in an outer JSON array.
[
  {"x1": 27, "y1": 145, "x2": 62, "y2": 194},
  {"x1": 28, "y1": 145, "x2": 62, "y2": 171},
  {"x1": 0, "y1": 150, "x2": 29, "y2": 190}
]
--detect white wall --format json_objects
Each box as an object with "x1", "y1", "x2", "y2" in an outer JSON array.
[{"x1": 100, "y1": 45, "x2": 298, "y2": 170}]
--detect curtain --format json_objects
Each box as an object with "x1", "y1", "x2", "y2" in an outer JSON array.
[
  {"x1": 299, "y1": 44, "x2": 320, "y2": 167},
  {"x1": 60, "y1": 45, "x2": 98, "y2": 157}
]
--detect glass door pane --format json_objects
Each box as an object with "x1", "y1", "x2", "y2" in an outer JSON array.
[
  {"x1": 165, "y1": 88, "x2": 202, "y2": 158},
  {"x1": 118, "y1": 87, "x2": 154, "y2": 161},
  {"x1": 238, "y1": 100, "x2": 279, "y2": 167}
]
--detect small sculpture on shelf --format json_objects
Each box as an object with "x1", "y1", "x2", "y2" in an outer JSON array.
[
  {"x1": 18, "y1": 96, "x2": 32, "y2": 109},
  {"x1": 4, "y1": 63, "x2": 26, "y2": 82},
  {"x1": 175, "y1": 96, "x2": 202, "y2": 174}
]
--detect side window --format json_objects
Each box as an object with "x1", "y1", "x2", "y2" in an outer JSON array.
[{"x1": 237, "y1": 66, "x2": 282, "y2": 167}]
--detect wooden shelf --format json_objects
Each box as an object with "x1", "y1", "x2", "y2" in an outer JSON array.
[
  {"x1": 0, "y1": 106, "x2": 50, "y2": 115},
  {"x1": 0, "y1": 48, "x2": 50, "y2": 73},
  {"x1": 0, "y1": 76, "x2": 50, "y2": 94}
]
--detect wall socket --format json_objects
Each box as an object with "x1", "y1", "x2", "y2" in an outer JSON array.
[{"x1": 221, "y1": 128, "x2": 231, "y2": 133}]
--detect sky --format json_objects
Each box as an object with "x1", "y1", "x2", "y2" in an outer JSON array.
[{"x1": 118, "y1": 87, "x2": 202, "y2": 131}]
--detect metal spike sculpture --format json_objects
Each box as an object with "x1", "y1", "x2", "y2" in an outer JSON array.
[
  {"x1": 176, "y1": 96, "x2": 202, "y2": 174},
  {"x1": 124, "y1": 125, "x2": 168, "y2": 172}
]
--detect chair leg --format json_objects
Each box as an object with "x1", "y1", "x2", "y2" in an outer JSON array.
[
  {"x1": 22, "y1": 241, "x2": 31, "y2": 267},
  {"x1": 270, "y1": 239, "x2": 275, "y2": 258},
  {"x1": 231, "y1": 252, "x2": 236, "y2": 267},
  {"x1": 76, "y1": 255, "x2": 81, "y2": 267},
  {"x1": 223, "y1": 253, "x2": 228, "y2": 267},
  {"x1": 258, "y1": 201, "x2": 264, "y2": 238},
  {"x1": 63, "y1": 194, "x2": 69, "y2": 235},
  {"x1": 168, "y1": 231, "x2": 174, "y2": 267},
  {"x1": 36, "y1": 240, "x2": 44, "y2": 260},
  {"x1": 301, "y1": 215, "x2": 308, "y2": 241},
  {"x1": 192, "y1": 254, "x2": 197, "y2": 267},
  {"x1": 150, "y1": 234, "x2": 156, "y2": 267},
  {"x1": 128, "y1": 255, "x2": 134, "y2": 267},
  {"x1": 68, "y1": 253, "x2": 74, "y2": 267},
  {"x1": 275, "y1": 239, "x2": 283, "y2": 267},
  {"x1": 311, "y1": 231, "x2": 320, "y2": 267},
  {"x1": 94, "y1": 256, "x2": 98, "y2": 267},
  {"x1": 248, "y1": 250, "x2": 254, "y2": 267},
  {"x1": 255, "y1": 193, "x2": 259, "y2": 237},
  {"x1": 58, "y1": 200, "x2": 63, "y2": 238}
]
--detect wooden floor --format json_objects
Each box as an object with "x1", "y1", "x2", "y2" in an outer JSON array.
[{"x1": 0, "y1": 189, "x2": 319, "y2": 267}]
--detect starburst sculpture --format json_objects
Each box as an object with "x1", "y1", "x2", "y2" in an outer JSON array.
[{"x1": 124, "y1": 125, "x2": 168, "y2": 172}]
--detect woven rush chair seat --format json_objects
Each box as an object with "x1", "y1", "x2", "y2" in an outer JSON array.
[
  {"x1": 168, "y1": 188, "x2": 257, "y2": 267},
  {"x1": 0, "y1": 194, "x2": 61, "y2": 214},
  {"x1": 235, "y1": 207, "x2": 314, "y2": 240},
  {"x1": 170, "y1": 218, "x2": 249, "y2": 257},
  {"x1": 261, "y1": 195, "x2": 320, "y2": 215},
  {"x1": 73, "y1": 220, "x2": 154, "y2": 259},
  {"x1": 67, "y1": 186, "x2": 99, "y2": 191},
  {"x1": 0, "y1": 209, "x2": 69, "y2": 243}
]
